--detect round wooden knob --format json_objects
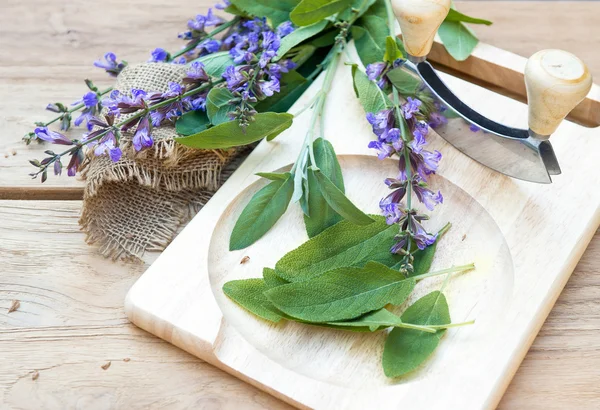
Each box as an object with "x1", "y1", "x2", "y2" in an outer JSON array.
[
  {"x1": 525, "y1": 49, "x2": 593, "y2": 137},
  {"x1": 391, "y1": 0, "x2": 451, "y2": 58}
]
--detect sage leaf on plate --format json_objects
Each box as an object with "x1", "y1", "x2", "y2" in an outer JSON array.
[
  {"x1": 263, "y1": 267, "x2": 289, "y2": 289},
  {"x1": 175, "y1": 110, "x2": 210, "y2": 136},
  {"x1": 386, "y1": 66, "x2": 421, "y2": 96},
  {"x1": 351, "y1": 64, "x2": 392, "y2": 114},
  {"x1": 290, "y1": 0, "x2": 351, "y2": 26},
  {"x1": 382, "y1": 291, "x2": 451, "y2": 377},
  {"x1": 230, "y1": 0, "x2": 299, "y2": 27},
  {"x1": 230, "y1": 173, "x2": 294, "y2": 251},
  {"x1": 304, "y1": 138, "x2": 344, "y2": 238},
  {"x1": 175, "y1": 112, "x2": 293, "y2": 149},
  {"x1": 383, "y1": 36, "x2": 403, "y2": 63},
  {"x1": 311, "y1": 168, "x2": 374, "y2": 226},
  {"x1": 275, "y1": 216, "x2": 402, "y2": 282},
  {"x1": 438, "y1": 20, "x2": 479, "y2": 62},
  {"x1": 206, "y1": 88, "x2": 235, "y2": 125},
  {"x1": 276, "y1": 20, "x2": 329, "y2": 59},
  {"x1": 444, "y1": 9, "x2": 492, "y2": 25},
  {"x1": 194, "y1": 51, "x2": 235, "y2": 77},
  {"x1": 223, "y1": 278, "x2": 283, "y2": 323},
  {"x1": 265, "y1": 261, "x2": 416, "y2": 322},
  {"x1": 351, "y1": 15, "x2": 388, "y2": 66},
  {"x1": 255, "y1": 172, "x2": 290, "y2": 181}
]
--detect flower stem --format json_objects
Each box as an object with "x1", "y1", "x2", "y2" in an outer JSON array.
[
  {"x1": 40, "y1": 88, "x2": 113, "y2": 128},
  {"x1": 427, "y1": 320, "x2": 475, "y2": 330},
  {"x1": 171, "y1": 16, "x2": 241, "y2": 61}
]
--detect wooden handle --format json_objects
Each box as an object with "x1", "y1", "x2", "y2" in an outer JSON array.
[
  {"x1": 525, "y1": 49, "x2": 593, "y2": 137},
  {"x1": 391, "y1": 0, "x2": 451, "y2": 58}
]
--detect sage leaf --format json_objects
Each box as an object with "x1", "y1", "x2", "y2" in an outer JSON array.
[
  {"x1": 223, "y1": 278, "x2": 283, "y2": 323},
  {"x1": 175, "y1": 112, "x2": 293, "y2": 149},
  {"x1": 291, "y1": 0, "x2": 351, "y2": 26},
  {"x1": 275, "y1": 216, "x2": 402, "y2": 282},
  {"x1": 230, "y1": 0, "x2": 299, "y2": 26},
  {"x1": 276, "y1": 20, "x2": 328, "y2": 59},
  {"x1": 328, "y1": 308, "x2": 404, "y2": 331},
  {"x1": 206, "y1": 88, "x2": 235, "y2": 126},
  {"x1": 229, "y1": 173, "x2": 294, "y2": 250},
  {"x1": 337, "y1": 0, "x2": 376, "y2": 21},
  {"x1": 194, "y1": 51, "x2": 235, "y2": 77},
  {"x1": 265, "y1": 261, "x2": 416, "y2": 322},
  {"x1": 351, "y1": 15, "x2": 388, "y2": 66},
  {"x1": 254, "y1": 71, "x2": 308, "y2": 114},
  {"x1": 383, "y1": 36, "x2": 403, "y2": 63},
  {"x1": 304, "y1": 138, "x2": 344, "y2": 237},
  {"x1": 444, "y1": 9, "x2": 492, "y2": 26},
  {"x1": 351, "y1": 64, "x2": 392, "y2": 114},
  {"x1": 311, "y1": 168, "x2": 374, "y2": 226},
  {"x1": 438, "y1": 21, "x2": 479, "y2": 62},
  {"x1": 255, "y1": 172, "x2": 289, "y2": 181},
  {"x1": 263, "y1": 267, "x2": 289, "y2": 289},
  {"x1": 386, "y1": 66, "x2": 421, "y2": 95},
  {"x1": 382, "y1": 291, "x2": 451, "y2": 377},
  {"x1": 175, "y1": 110, "x2": 210, "y2": 136}
]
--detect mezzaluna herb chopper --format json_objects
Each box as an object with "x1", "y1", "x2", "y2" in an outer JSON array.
[{"x1": 391, "y1": 0, "x2": 593, "y2": 183}]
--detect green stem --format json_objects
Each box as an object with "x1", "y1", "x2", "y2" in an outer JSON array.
[
  {"x1": 395, "y1": 322, "x2": 437, "y2": 333},
  {"x1": 427, "y1": 320, "x2": 475, "y2": 330},
  {"x1": 41, "y1": 88, "x2": 113, "y2": 127},
  {"x1": 411, "y1": 263, "x2": 476, "y2": 281},
  {"x1": 33, "y1": 80, "x2": 222, "y2": 177}
]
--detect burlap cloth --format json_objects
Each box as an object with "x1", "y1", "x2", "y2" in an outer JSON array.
[{"x1": 80, "y1": 63, "x2": 241, "y2": 260}]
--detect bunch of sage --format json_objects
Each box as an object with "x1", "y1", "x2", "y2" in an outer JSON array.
[{"x1": 224, "y1": 216, "x2": 475, "y2": 377}]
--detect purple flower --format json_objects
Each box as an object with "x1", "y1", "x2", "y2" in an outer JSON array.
[
  {"x1": 428, "y1": 111, "x2": 447, "y2": 128},
  {"x1": 223, "y1": 65, "x2": 247, "y2": 91},
  {"x1": 277, "y1": 21, "x2": 294, "y2": 37},
  {"x1": 66, "y1": 149, "x2": 84, "y2": 177},
  {"x1": 410, "y1": 219, "x2": 437, "y2": 250},
  {"x1": 198, "y1": 39, "x2": 221, "y2": 55},
  {"x1": 172, "y1": 57, "x2": 187, "y2": 64},
  {"x1": 368, "y1": 140, "x2": 395, "y2": 160},
  {"x1": 366, "y1": 62, "x2": 387, "y2": 81},
  {"x1": 149, "y1": 48, "x2": 169, "y2": 63},
  {"x1": 94, "y1": 132, "x2": 122, "y2": 163},
  {"x1": 34, "y1": 127, "x2": 73, "y2": 145},
  {"x1": 132, "y1": 116, "x2": 153, "y2": 151},
  {"x1": 380, "y1": 199, "x2": 406, "y2": 225},
  {"x1": 188, "y1": 9, "x2": 222, "y2": 32},
  {"x1": 419, "y1": 150, "x2": 442, "y2": 176},
  {"x1": 258, "y1": 78, "x2": 280, "y2": 97},
  {"x1": 413, "y1": 184, "x2": 443, "y2": 211},
  {"x1": 366, "y1": 109, "x2": 395, "y2": 141},
  {"x1": 402, "y1": 97, "x2": 422, "y2": 120},
  {"x1": 183, "y1": 61, "x2": 210, "y2": 89},
  {"x1": 215, "y1": 0, "x2": 230, "y2": 9},
  {"x1": 53, "y1": 160, "x2": 62, "y2": 176},
  {"x1": 94, "y1": 52, "x2": 126, "y2": 77},
  {"x1": 71, "y1": 92, "x2": 100, "y2": 130}
]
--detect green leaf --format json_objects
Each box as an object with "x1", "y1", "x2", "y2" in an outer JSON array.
[
  {"x1": 383, "y1": 36, "x2": 403, "y2": 63},
  {"x1": 206, "y1": 88, "x2": 235, "y2": 126},
  {"x1": 223, "y1": 278, "x2": 283, "y2": 323},
  {"x1": 351, "y1": 15, "x2": 388, "y2": 66},
  {"x1": 265, "y1": 261, "x2": 416, "y2": 322},
  {"x1": 337, "y1": 0, "x2": 376, "y2": 21},
  {"x1": 275, "y1": 216, "x2": 402, "y2": 282},
  {"x1": 328, "y1": 308, "x2": 404, "y2": 331},
  {"x1": 309, "y1": 29, "x2": 339, "y2": 48},
  {"x1": 230, "y1": 0, "x2": 299, "y2": 26},
  {"x1": 175, "y1": 111, "x2": 210, "y2": 136},
  {"x1": 255, "y1": 172, "x2": 290, "y2": 181},
  {"x1": 386, "y1": 66, "x2": 422, "y2": 95},
  {"x1": 382, "y1": 291, "x2": 451, "y2": 377},
  {"x1": 290, "y1": 0, "x2": 351, "y2": 26},
  {"x1": 438, "y1": 21, "x2": 479, "y2": 62},
  {"x1": 276, "y1": 20, "x2": 329, "y2": 59},
  {"x1": 351, "y1": 64, "x2": 391, "y2": 114},
  {"x1": 230, "y1": 174, "x2": 295, "y2": 250},
  {"x1": 175, "y1": 113, "x2": 294, "y2": 149},
  {"x1": 194, "y1": 51, "x2": 235, "y2": 77},
  {"x1": 223, "y1": 4, "x2": 250, "y2": 17},
  {"x1": 444, "y1": 9, "x2": 492, "y2": 25},
  {"x1": 254, "y1": 71, "x2": 309, "y2": 114},
  {"x1": 363, "y1": 0, "x2": 387, "y2": 19},
  {"x1": 263, "y1": 267, "x2": 289, "y2": 289},
  {"x1": 304, "y1": 138, "x2": 344, "y2": 237},
  {"x1": 311, "y1": 168, "x2": 374, "y2": 226}
]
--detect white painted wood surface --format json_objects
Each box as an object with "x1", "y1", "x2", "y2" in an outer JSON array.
[{"x1": 126, "y1": 42, "x2": 600, "y2": 409}]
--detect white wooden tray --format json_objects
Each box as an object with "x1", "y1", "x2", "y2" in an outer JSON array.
[{"x1": 125, "y1": 42, "x2": 600, "y2": 409}]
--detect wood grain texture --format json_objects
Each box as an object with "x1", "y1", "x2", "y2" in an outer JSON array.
[
  {"x1": 1, "y1": 1, "x2": 599, "y2": 409},
  {"x1": 126, "y1": 40, "x2": 600, "y2": 408}
]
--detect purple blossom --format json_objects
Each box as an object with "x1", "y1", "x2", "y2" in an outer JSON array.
[
  {"x1": 402, "y1": 97, "x2": 421, "y2": 120},
  {"x1": 183, "y1": 61, "x2": 210, "y2": 89},
  {"x1": 172, "y1": 57, "x2": 187, "y2": 64},
  {"x1": 411, "y1": 219, "x2": 437, "y2": 250},
  {"x1": 215, "y1": 0, "x2": 230, "y2": 9},
  {"x1": 368, "y1": 140, "x2": 394, "y2": 160},
  {"x1": 428, "y1": 111, "x2": 447, "y2": 128},
  {"x1": 258, "y1": 78, "x2": 280, "y2": 97},
  {"x1": 277, "y1": 21, "x2": 294, "y2": 37},
  {"x1": 66, "y1": 149, "x2": 84, "y2": 177},
  {"x1": 53, "y1": 160, "x2": 62, "y2": 176},
  {"x1": 94, "y1": 52, "x2": 126, "y2": 77},
  {"x1": 198, "y1": 39, "x2": 221, "y2": 55},
  {"x1": 149, "y1": 48, "x2": 169, "y2": 63},
  {"x1": 72, "y1": 92, "x2": 100, "y2": 130},
  {"x1": 34, "y1": 127, "x2": 73, "y2": 145},
  {"x1": 223, "y1": 65, "x2": 247, "y2": 91},
  {"x1": 93, "y1": 132, "x2": 122, "y2": 163},
  {"x1": 366, "y1": 62, "x2": 387, "y2": 81},
  {"x1": 132, "y1": 116, "x2": 153, "y2": 151},
  {"x1": 413, "y1": 184, "x2": 443, "y2": 211},
  {"x1": 188, "y1": 9, "x2": 222, "y2": 32},
  {"x1": 380, "y1": 199, "x2": 406, "y2": 225}
]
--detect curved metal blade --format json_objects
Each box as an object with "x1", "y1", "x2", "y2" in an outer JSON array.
[{"x1": 400, "y1": 61, "x2": 561, "y2": 183}]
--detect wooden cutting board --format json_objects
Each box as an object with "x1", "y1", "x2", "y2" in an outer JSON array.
[{"x1": 125, "y1": 40, "x2": 600, "y2": 409}]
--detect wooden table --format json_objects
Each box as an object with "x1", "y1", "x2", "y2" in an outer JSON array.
[{"x1": 1, "y1": 1, "x2": 598, "y2": 408}]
